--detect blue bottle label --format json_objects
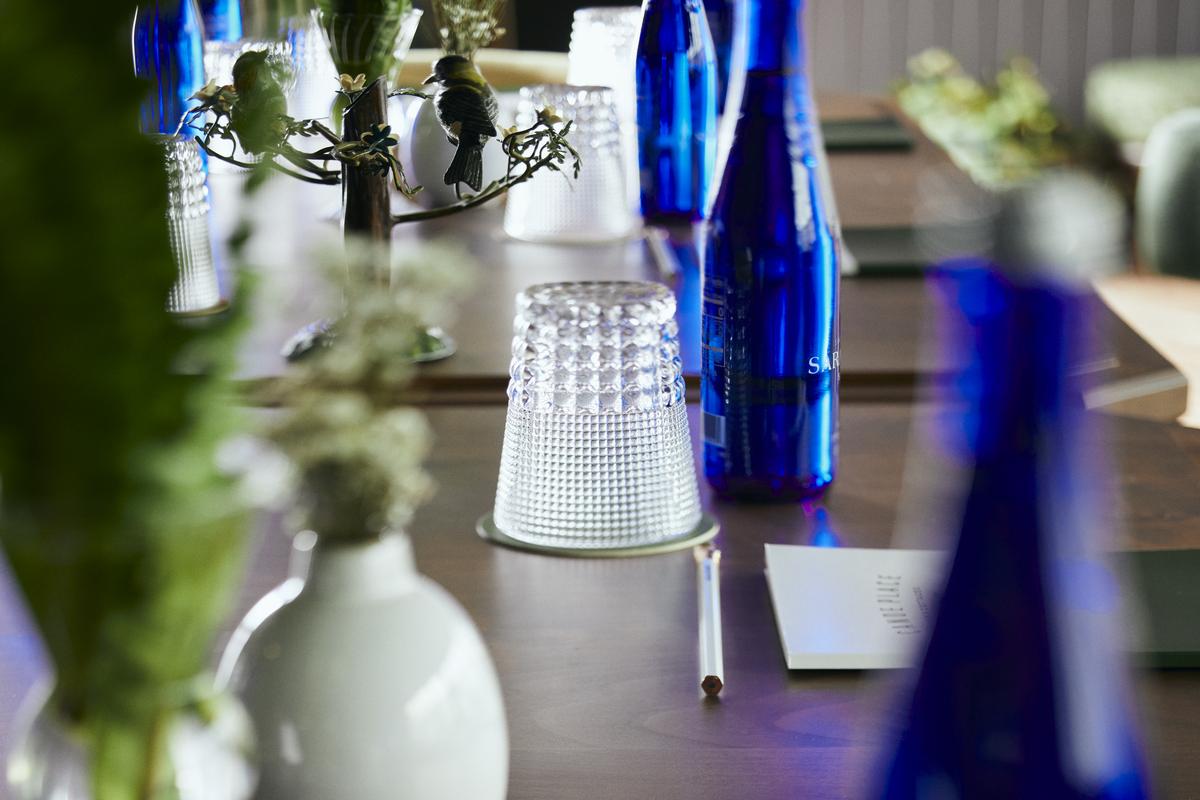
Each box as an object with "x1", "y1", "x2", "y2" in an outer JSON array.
[
  {"x1": 701, "y1": 263, "x2": 839, "y2": 495},
  {"x1": 701, "y1": 277, "x2": 727, "y2": 450}
]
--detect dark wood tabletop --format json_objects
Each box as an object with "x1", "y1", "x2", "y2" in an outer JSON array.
[
  {"x1": 211, "y1": 94, "x2": 1185, "y2": 417},
  {"x1": 3, "y1": 405, "x2": 1198, "y2": 798},
  {"x1": 222, "y1": 196, "x2": 1187, "y2": 419}
]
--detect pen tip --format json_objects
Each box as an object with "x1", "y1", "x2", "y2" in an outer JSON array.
[{"x1": 701, "y1": 675, "x2": 723, "y2": 697}]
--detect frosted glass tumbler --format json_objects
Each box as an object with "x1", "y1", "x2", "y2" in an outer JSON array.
[
  {"x1": 492, "y1": 282, "x2": 703, "y2": 549},
  {"x1": 503, "y1": 85, "x2": 639, "y2": 243}
]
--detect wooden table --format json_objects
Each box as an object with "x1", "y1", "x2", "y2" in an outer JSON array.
[
  {"x1": 222, "y1": 202, "x2": 1187, "y2": 420},
  {"x1": 255, "y1": 407, "x2": 1200, "y2": 799},
  {"x1": 3, "y1": 94, "x2": 1197, "y2": 795},
  {"x1": 212, "y1": 93, "x2": 1184, "y2": 417},
  {"x1": 5, "y1": 406, "x2": 1196, "y2": 797}
]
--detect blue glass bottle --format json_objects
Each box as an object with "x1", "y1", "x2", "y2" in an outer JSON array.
[
  {"x1": 877, "y1": 258, "x2": 1150, "y2": 798},
  {"x1": 133, "y1": 0, "x2": 207, "y2": 136},
  {"x1": 200, "y1": 0, "x2": 243, "y2": 42},
  {"x1": 635, "y1": 0, "x2": 718, "y2": 223},
  {"x1": 701, "y1": 0, "x2": 840, "y2": 500},
  {"x1": 705, "y1": 0, "x2": 735, "y2": 112}
]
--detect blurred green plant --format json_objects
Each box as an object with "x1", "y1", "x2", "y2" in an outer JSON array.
[
  {"x1": 896, "y1": 49, "x2": 1070, "y2": 188},
  {"x1": 268, "y1": 240, "x2": 473, "y2": 540},
  {"x1": 0, "y1": 1, "x2": 251, "y2": 797}
]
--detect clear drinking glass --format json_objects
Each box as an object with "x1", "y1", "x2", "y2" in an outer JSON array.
[
  {"x1": 490, "y1": 282, "x2": 704, "y2": 550},
  {"x1": 567, "y1": 7, "x2": 643, "y2": 213},
  {"x1": 160, "y1": 134, "x2": 223, "y2": 314},
  {"x1": 503, "y1": 85, "x2": 640, "y2": 243}
]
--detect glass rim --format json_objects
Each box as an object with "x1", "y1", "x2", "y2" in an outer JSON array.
[
  {"x1": 517, "y1": 83, "x2": 620, "y2": 115},
  {"x1": 310, "y1": 7, "x2": 424, "y2": 23},
  {"x1": 517, "y1": 280, "x2": 675, "y2": 309},
  {"x1": 573, "y1": 6, "x2": 643, "y2": 23}
]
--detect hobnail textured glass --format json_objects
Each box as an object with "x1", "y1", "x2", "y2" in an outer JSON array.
[
  {"x1": 567, "y1": 6, "x2": 642, "y2": 214},
  {"x1": 493, "y1": 282, "x2": 701, "y2": 549},
  {"x1": 503, "y1": 85, "x2": 639, "y2": 243},
  {"x1": 160, "y1": 135, "x2": 221, "y2": 314}
]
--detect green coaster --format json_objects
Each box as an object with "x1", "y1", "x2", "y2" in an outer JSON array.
[{"x1": 476, "y1": 512, "x2": 719, "y2": 558}]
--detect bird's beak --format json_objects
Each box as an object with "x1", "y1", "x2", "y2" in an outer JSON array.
[{"x1": 423, "y1": 74, "x2": 437, "y2": 85}]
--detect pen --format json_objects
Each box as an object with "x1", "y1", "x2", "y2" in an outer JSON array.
[{"x1": 695, "y1": 544, "x2": 724, "y2": 697}]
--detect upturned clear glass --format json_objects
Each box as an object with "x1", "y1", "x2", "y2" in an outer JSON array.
[
  {"x1": 493, "y1": 282, "x2": 701, "y2": 549},
  {"x1": 567, "y1": 7, "x2": 644, "y2": 213},
  {"x1": 504, "y1": 85, "x2": 640, "y2": 243},
  {"x1": 160, "y1": 135, "x2": 222, "y2": 314}
]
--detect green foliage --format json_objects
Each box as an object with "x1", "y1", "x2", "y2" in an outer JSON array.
[
  {"x1": 270, "y1": 240, "x2": 472, "y2": 540},
  {"x1": 0, "y1": 1, "x2": 249, "y2": 796},
  {"x1": 897, "y1": 49, "x2": 1070, "y2": 188}
]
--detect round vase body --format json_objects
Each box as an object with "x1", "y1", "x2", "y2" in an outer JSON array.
[
  {"x1": 219, "y1": 534, "x2": 508, "y2": 800},
  {"x1": 7, "y1": 684, "x2": 255, "y2": 800},
  {"x1": 6, "y1": 692, "x2": 90, "y2": 800},
  {"x1": 397, "y1": 97, "x2": 508, "y2": 208}
]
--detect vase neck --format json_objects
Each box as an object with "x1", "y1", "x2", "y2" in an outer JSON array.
[{"x1": 298, "y1": 532, "x2": 419, "y2": 601}]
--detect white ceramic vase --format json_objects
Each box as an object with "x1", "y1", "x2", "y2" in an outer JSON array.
[
  {"x1": 396, "y1": 97, "x2": 508, "y2": 208},
  {"x1": 218, "y1": 532, "x2": 508, "y2": 800}
]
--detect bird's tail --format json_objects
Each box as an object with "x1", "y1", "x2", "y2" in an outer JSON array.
[{"x1": 444, "y1": 139, "x2": 484, "y2": 192}]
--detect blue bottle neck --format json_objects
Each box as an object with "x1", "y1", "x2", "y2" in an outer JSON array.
[
  {"x1": 200, "y1": 0, "x2": 242, "y2": 42},
  {"x1": 725, "y1": 0, "x2": 813, "y2": 122},
  {"x1": 643, "y1": 0, "x2": 707, "y2": 16},
  {"x1": 640, "y1": 0, "x2": 710, "y2": 54},
  {"x1": 742, "y1": 0, "x2": 807, "y2": 73}
]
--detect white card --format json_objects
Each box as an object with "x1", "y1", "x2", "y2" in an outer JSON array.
[{"x1": 764, "y1": 544, "x2": 947, "y2": 670}]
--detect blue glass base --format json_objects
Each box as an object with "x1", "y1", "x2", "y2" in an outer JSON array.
[{"x1": 706, "y1": 472, "x2": 833, "y2": 503}]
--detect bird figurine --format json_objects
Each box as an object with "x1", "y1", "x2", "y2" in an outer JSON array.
[
  {"x1": 229, "y1": 50, "x2": 289, "y2": 154},
  {"x1": 424, "y1": 54, "x2": 499, "y2": 192}
]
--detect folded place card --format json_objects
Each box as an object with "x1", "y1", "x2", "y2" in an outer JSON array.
[
  {"x1": 764, "y1": 544, "x2": 945, "y2": 670},
  {"x1": 766, "y1": 544, "x2": 1200, "y2": 670}
]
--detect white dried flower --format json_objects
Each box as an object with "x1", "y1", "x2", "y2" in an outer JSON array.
[{"x1": 338, "y1": 73, "x2": 367, "y2": 93}]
